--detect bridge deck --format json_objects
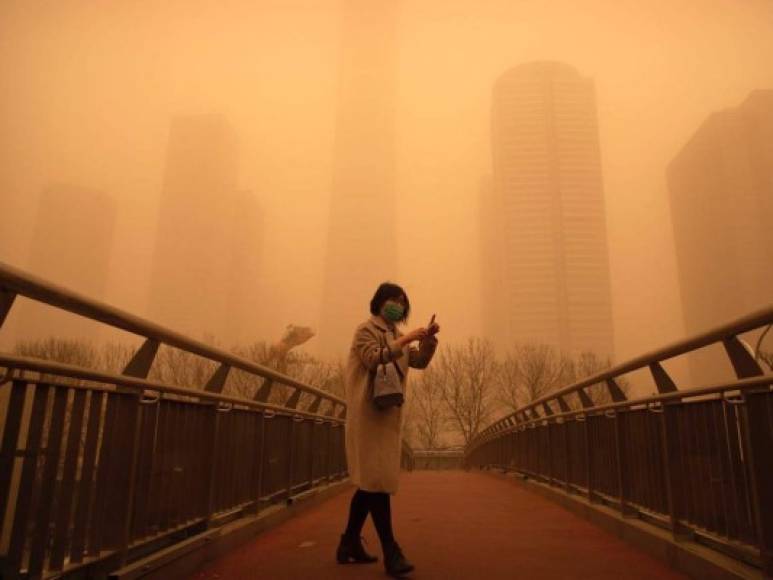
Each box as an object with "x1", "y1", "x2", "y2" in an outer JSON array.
[{"x1": 191, "y1": 470, "x2": 685, "y2": 579}]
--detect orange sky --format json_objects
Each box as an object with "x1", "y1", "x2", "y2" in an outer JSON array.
[{"x1": 1, "y1": 0, "x2": 772, "y2": 391}]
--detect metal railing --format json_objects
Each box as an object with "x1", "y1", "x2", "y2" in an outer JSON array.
[
  {"x1": 412, "y1": 449, "x2": 464, "y2": 470},
  {"x1": 465, "y1": 306, "x2": 773, "y2": 575},
  {"x1": 0, "y1": 261, "x2": 349, "y2": 579}
]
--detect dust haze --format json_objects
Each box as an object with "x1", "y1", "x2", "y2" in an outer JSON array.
[{"x1": 1, "y1": 0, "x2": 772, "y2": 397}]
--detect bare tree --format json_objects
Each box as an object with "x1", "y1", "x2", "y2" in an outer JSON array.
[
  {"x1": 228, "y1": 341, "x2": 344, "y2": 408},
  {"x1": 323, "y1": 359, "x2": 347, "y2": 400},
  {"x1": 497, "y1": 343, "x2": 574, "y2": 411},
  {"x1": 408, "y1": 365, "x2": 446, "y2": 449},
  {"x1": 15, "y1": 337, "x2": 99, "y2": 367},
  {"x1": 14, "y1": 337, "x2": 99, "y2": 385},
  {"x1": 436, "y1": 338, "x2": 499, "y2": 445},
  {"x1": 100, "y1": 341, "x2": 135, "y2": 374},
  {"x1": 569, "y1": 351, "x2": 630, "y2": 406},
  {"x1": 284, "y1": 352, "x2": 345, "y2": 408},
  {"x1": 286, "y1": 351, "x2": 336, "y2": 388},
  {"x1": 493, "y1": 345, "x2": 630, "y2": 414},
  {"x1": 228, "y1": 340, "x2": 270, "y2": 399},
  {"x1": 148, "y1": 345, "x2": 217, "y2": 390}
]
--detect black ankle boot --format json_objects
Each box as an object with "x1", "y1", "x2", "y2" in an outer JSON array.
[
  {"x1": 336, "y1": 533, "x2": 378, "y2": 564},
  {"x1": 384, "y1": 541, "x2": 414, "y2": 577}
]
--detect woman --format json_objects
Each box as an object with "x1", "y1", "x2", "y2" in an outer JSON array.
[{"x1": 336, "y1": 282, "x2": 439, "y2": 577}]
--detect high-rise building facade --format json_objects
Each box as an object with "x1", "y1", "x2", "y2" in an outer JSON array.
[
  {"x1": 318, "y1": 0, "x2": 400, "y2": 359},
  {"x1": 668, "y1": 90, "x2": 773, "y2": 385},
  {"x1": 483, "y1": 61, "x2": 614, "y2": 358},
  {"x1": 12, "y1": 184, "x2": 116, "y2": 342},
  {"x1": 148, "y1": 114, "x2": 259, "y2": 345}
]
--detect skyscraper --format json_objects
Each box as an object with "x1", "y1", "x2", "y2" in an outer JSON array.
[
  {"x1": 484, "y1": 61, "x2": 614, "y2": 358},
  {"x1": 12, "y1": 184, "x2": 116, "y2": 342},
  {"x1": 148, "y1": 114, "x2": 259, "y2": 345},
  {"x1": 318, "y1": 1, "x2": 400, "y2": 359},
  {"x1": 668, "y1": 90, "x2": 773, "y2": 385}
]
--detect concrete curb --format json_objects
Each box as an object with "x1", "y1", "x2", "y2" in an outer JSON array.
[{"x1": 111, "y1": 478, "x2": 354, "y2": 579}]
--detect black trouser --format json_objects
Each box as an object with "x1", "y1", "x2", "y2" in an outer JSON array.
[{"x1": 343, "y1": 487, "x2": 395, "y2": 549}]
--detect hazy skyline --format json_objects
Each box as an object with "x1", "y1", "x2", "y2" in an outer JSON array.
[
  {"x1": 1, "y1": 0, "x2": 772, "y2": 393},
  {"x1": 147, "y1": 114, "x2": 259, "y2": 345},
  {"x1": 668, "y1": 90, "x2": 773, "y2": 387},
  {"x1": 9, "y1": 184, "x2": 116, "y2": 344},
  {"x1": 484, "y1": 61, "x2": 614, "y2": 358},
  {"x1": 319, "y1": 0, "x2": 400, "y2": 359}
]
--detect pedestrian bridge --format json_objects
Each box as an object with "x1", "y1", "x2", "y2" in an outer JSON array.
[{"x1": 0, "y1": 261, "x2": 771, "y2": 579}]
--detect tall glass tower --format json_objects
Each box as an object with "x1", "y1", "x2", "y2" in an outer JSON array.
[
  {"x1": 484, "y1": 62, "x2": 614, "y2": 358},
  {"x1": 148, "y1": 114, "x2": 259, "y2": 345}
]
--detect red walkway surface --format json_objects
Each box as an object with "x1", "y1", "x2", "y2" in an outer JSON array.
[{"x1": 191, "y1": 470, "x2": 685, "y2": 579}]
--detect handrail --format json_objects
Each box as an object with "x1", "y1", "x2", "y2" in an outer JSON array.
[
  {"x1": 0, "y1": 263, "x2": 351, "y2": 579},
  {"x1": 470, "y1": 304, "x2": 773, "y2": 448},
  {"x1": 0, "y1": 358, "x2": 349, "y2": 578},
  {"x1": 0, "y1": 353, "x2": 344, "y2": 423},
  {"x1": 464, "y1": 306, "x2": 773, "y2": 576},
  {"x1": 470, "y1": 372, "x2": 773, "y2": 448},
  {"x1": 0, "y1": 260, "x2": 344, "y2": 407}
]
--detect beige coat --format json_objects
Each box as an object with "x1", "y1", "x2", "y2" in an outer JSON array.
[{"x1": 344, "y1": 315, "x2": 438, "y2": 494}]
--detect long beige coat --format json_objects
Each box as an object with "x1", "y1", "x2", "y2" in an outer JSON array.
[{"x1": 344, "y1": 315, "x2": 438, "y2": 494}]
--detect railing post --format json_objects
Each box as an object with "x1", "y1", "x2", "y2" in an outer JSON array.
[
  {"x1": 117, "y1": 393, "x2": 146, "y2": 566},
  {"x1": 563, "y1": 418, "x2": 571, "y2": 494},
  {"x1": 606, "y1": 378, "x2": 627, "y2": 402},
  {"x1": 254, "y1": 379, "x2": 273, "y2": 403},
  {"x1": 287, "y1": 388, "x2": 303, "y2": 409},
  {"x1": 583, "y1": 415, "x2": 593, "y2": 502},
  {"x1": 614, "y1": 410, "x2": 635, "y2": 517},
  {"x1": 286, "y1": 416, "x2": 297, "y2": 501},
  {"x1": 204, "y1": 363, "x2": 231, "y2": 393},
  {"x1": 740, "y1": 391, "x2": 773, "y2": 576},
  {"x1": 0, "y1": 288, "x2": 17, "y2": 329},
  {"x1": 660, "y1": 401, "x2": 690, "y2": 540},
  {"x1": 649, "y1": 362, "x2": 678, "y2": 393},
  {"x1": 254, "y1": 411, "x2": 266, "y2": 513},
  {"x1": 0, "y1": 381, "x2": 25, "y2": 549},
  {"x1": 309, "y1": 419, "x2": 320, "y2": 487},
  {"x1": 324, "y1": 421, "x2": 332, "y2": 482},
  {"x1": 307, "y1": 395, "x2": 322, "y2": 414},
  {"x1": 122, "y1": 338, "x2": 159, "y2": 379},
  {"x1": 546, "y1": 420, "x2": 553, "y2": 486},
  {"x1": 205, "y1": 405, "x2": 221, "y2": 526},
  {"x1": 723, "y1": 336, "x2": 764, "y2": 378}
]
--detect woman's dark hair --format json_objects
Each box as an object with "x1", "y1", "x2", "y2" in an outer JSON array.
[{"x1": 370, "y1": 282, "x2": 411, "y2": 322}]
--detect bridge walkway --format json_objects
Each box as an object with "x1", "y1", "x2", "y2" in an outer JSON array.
[{"x1": 191, "y1": 470, "x2": 684, "y2": 579}]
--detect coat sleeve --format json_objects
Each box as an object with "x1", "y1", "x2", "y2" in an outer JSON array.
[
  {"x1": 352, "y1": 325, "x2": 405, "y2": 371},
  {"x1": 408, "y1": 335, "x2": 438, "y2": 369}
]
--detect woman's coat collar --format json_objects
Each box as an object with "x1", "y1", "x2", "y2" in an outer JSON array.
[{"x1": 369, "y1": 315, "x2": 394, "y2": 333}]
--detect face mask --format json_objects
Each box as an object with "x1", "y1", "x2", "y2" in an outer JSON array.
[{"x1": 383, "y1": 302, "x2": 405, "y2": 322}]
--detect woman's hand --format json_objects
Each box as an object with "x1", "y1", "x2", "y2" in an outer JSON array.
[
  {"x1": 427, "y1": 322, "x2": 440, "y2": 336},
  {"x1": 395, "y1": 327, "x2": 428, "y2": 347}
]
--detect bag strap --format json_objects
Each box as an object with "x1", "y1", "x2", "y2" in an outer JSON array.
[{"x1": 374, "y1": 324, "x2": 405, "y2": 380}]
